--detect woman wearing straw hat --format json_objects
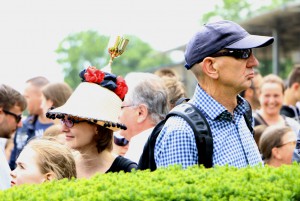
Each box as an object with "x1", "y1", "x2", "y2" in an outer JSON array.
[{"x1": 46, "y1": 66, "x2": 137, "y2": 178}]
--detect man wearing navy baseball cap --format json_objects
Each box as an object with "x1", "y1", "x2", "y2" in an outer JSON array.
[{"x1": 155, "y1": 20, "x2": 274, "y2": 169}]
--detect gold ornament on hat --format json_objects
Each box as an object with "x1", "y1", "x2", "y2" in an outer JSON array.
[{"x1": 102, "y1": 36, "x2": 129, "y2": 73}]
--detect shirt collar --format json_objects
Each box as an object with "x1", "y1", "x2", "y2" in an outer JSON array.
[{"x1": 190, "y1": 84, "x2": 248, "y2": 120}]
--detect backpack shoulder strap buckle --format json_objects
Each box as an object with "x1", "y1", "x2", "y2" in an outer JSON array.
[{"x1": 168, "y1": 103, "x2": 212, "y2": 137}]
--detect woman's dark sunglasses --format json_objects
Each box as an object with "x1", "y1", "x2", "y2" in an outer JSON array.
[
  {"x1": 210, "y1": 48, "x2": 252, "y2": 60},
  {"x1": 114, "y1": 136, "x2": 129, "y2": 146},
  {"x1": 3, "y1": 109, "x2": 22, "y2": 123}
]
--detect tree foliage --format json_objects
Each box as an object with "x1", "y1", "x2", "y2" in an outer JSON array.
[
  {"x1": 56, "y1": 31, "x2": 109, "y2": 89},
  {"x1": 202, "y1": 0, "x2": 251, "y2": 22},
  {"x1": 56, "y1": 31, "x2": 171, "y2": 89},
  {"x1": 108, "y1": 36, "x2": 172, "y2": 76},
  {"x1": 202, "y1": 0, "x2": 296, "y2": 23}
]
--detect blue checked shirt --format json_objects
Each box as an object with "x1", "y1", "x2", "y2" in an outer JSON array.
[{"x1": 154, "y1": 84, "x2": 262, "y2": 169}]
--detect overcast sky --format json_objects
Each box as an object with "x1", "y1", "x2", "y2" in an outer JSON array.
[{"x1": 0, "y1": 0, "x2": 217, "y2": 92}]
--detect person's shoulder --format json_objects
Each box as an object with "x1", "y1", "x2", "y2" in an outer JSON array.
[
  {"x1": 284, "y1": 116, "x2": 300, "y2": 131},
  {"x1": 23, "y1": 115, "x2": 38, "y2": 125},
  {"x1": 280, "y1": 105, "x2": 296, "y2": 117},
  {"x1": 252, "y1": 111, "x2": 265, "y2": 126},
  {"x1": 114, "y1": 156, "x2": 137, "y2": 172},
  {"x1": 155, "y1": 115, "x2": 197, "y2": 147},
  {"x1": 285, "y1": 116, "x2": 299, "y2": 125},
  {"x1": 14, "y1": 115, "x2": 37, "y2": 133},
  {"x1": 163, "y1": 115, "x2": 193, "y2": 134}
]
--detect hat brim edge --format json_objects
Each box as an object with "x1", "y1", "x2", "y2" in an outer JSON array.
[
  {"x1": 226, "y1": 35, "x2": 274, "y2": 49},
  {"x1": 47, "y1": 110, "x2": 125, "y2": 131}
]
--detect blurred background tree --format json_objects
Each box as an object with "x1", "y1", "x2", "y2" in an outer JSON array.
[
  {"x1": 56, "y1": 0, "x2": 298, "y2": 89},
  {"x1": 202, "y1": 0, "x2": 294, "y2": 22},
  {"x1": 56, "y1": 31, "x2": 171, "y2": 89}
]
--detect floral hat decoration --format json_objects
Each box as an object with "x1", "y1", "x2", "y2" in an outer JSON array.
[
  {"x1": 80, "y1": 66, "x2": 128, "y2": 101},
  {"x1": 46, "y1": 36, "x2": 129, "y2": 131}
]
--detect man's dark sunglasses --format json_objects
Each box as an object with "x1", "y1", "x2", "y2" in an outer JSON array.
[
  {"x1": 114, "y1": 136, "x2": 129, "y2": 146},
  {"x1": 210, "y1": 48, "x2": 252, "y2": 60},
  {"x1": 3, "y1": 109, "x2": 22, "y2": 123}
]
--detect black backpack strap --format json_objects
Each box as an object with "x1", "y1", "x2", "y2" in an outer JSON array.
[
  {"x1": 175, "y1": 97, "x2": 190, "y2": 106},
  {"x1": 138, "y1": 119, "x2": 167, "y2": 171},
  {"x1": 243, "y1": 100, "x2": 254, "y2": 135},
  {"x1": 168, "y1": 103, "x2": 213, "y2": 168},
  {"x1": 109, "y1": 156, "x2": 137, "y2": 173},
  {"x1": 138, "y1": 102, "x2": 213, "y2": 171}
]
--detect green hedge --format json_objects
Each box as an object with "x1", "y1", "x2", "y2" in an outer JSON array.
[{"x1": 1, "y1": 164, "x2": 300, "y2": 200}]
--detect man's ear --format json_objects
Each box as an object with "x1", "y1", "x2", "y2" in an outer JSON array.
[
  {"x1": 271, "y1": 147, "x2": 282, "y2": 160},
  {"x1": 43, "y1": 172, "x2": 56, "y2": 182},
  {"x1": 202, "y1": 57, "x2": 219, "y2": 79},
  {"x1": 136, "y1": 104, "x2": 148, "y2": 123},
  {"x1": 292, "y1": 82, "x2": 299, "y2": 91},
  {"x1": 0, "y1": 107, "x2": 5, "y2": 121}
]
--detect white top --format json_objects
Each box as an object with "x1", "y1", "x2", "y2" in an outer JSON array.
[
  {"x1": 285, "y1": 116, "x2": 300, "y2": 135},
  {"x1": 0, "y1": 149, "x2": 11, "y2": 190},
  {"x1": 296, "y1": 101, "x2": 300, "y2": 110},
  {"x1": 124, "y1": 127, "x2": 154, "y2": 163},
  {"x1": 0, "y1": 138, "x2": 7, "y2": 153}
]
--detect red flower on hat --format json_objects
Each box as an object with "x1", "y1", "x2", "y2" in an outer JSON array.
[
  {"x1": 114, "y1": 76, "x2": 128, "y2": 100},
  {"x1": 84, "y1": 66, "x2": 105, "y2": 84}
]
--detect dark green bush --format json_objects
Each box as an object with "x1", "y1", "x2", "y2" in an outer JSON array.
[{"x1": 1, "y1": 164, "x2": 300, "y2": 200}]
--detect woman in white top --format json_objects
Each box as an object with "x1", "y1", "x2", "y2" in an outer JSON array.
[{"x1": 253, "y1": 74, "x2": 300, "y2": 162}]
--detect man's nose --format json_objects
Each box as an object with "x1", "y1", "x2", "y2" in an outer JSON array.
[{"x1": 247, "y1": 53, "x2": 259, "y2": 68}]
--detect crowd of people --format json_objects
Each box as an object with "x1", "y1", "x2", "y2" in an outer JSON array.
[{"x1": 1, "y1": 20, "x2": 300, "y2": 190}]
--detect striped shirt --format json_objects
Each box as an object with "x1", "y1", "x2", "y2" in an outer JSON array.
[{"x1": 154, "y1": 84, "x2": 262, "y2": 168}]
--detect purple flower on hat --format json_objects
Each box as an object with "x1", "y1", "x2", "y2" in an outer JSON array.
[{"x1": 79, "y1": 66, "x2": 128, "y2": 100}]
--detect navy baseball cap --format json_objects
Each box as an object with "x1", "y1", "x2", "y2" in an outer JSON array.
[{"x1": 184, "y1": 20, "x2": 274, "y2": 69}]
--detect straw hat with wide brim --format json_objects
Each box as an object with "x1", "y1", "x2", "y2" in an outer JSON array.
[{"x1": 46, "y1": 67, "x2": 127, "y2": 131}]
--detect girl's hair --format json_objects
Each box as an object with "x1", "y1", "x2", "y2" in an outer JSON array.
[
  {"x1": 253, "y1": 125, "x2": 267, "y2": 148},
  {"x1": 95, "y1": 125, "x2": 113, "y2": 153},
  {"x1": 160, "y1": 76, "x2": 187, "y2": 109},
  {"x1": 26, "y1": 138, "x2": 77, "y2": 179},
  {"x1": 42, "y1": 82, "x2": 73, "y2": 108},
  {"x1": 154, "y1": 68, "x2": 177, "y2": 78},
  {"x1": 259, "y1": 125, "x2": 293, "y2": 161}
]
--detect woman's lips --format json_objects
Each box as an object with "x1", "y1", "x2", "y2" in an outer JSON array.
[{"x1": 65, "y1": 135, "x2": 75, "y2": 141}]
